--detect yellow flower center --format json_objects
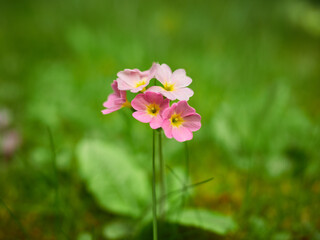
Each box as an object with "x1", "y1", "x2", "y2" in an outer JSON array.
[
  {"x1": 163, "y1": 82, "x2": 175, "y2": 91},
  {"x1": 170, "y1": 113, "x2": 184, "y2": 127},
  {"x1": 135, "y1": 78, "x2": 147, "y2": 88},
  {"x1": 146, "y1": 103, "x2": 160, "y2": 116},
  {"x1": 122, "y1": 100, "x2": 131, "y2": 108}
]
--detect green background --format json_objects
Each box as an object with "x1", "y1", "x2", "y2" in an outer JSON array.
[{"x1": 1, "y1": 0, "x2": 320, "y2": 239}]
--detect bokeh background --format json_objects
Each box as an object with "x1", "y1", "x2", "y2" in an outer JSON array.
[{"x1": 1, "y1": 0, "x2": 320, "y2": 239}]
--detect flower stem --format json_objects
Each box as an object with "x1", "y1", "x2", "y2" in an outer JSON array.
[
  {"x1": 152, "y1": 130, "x2": 158, "y2": 240},
  {"x1": 158, "y1": 129, "x2": 166, "y2": 219}
]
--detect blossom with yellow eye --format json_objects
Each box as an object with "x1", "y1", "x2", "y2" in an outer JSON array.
[
  {"x1": 161, "y1": 101, "x2": 201, "y2": 142},
  {"x1": 131, "y1": 92, "x2": 169, "y2": 129},
  {"x1": 117, "y1": 63, "x2": 157, "y2": 93},
  {"x1": 147, "y1": 63, "x2": 194, "y2": 101}
]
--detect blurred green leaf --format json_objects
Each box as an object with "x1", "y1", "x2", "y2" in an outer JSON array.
[
  {"x1": 76, "y1": 139, "x2": 149, "y2": 217},
  {"x1": 167, "y1": 208, "x2": 237, "y2": 235},
  {"x1": 103, "y1": 220, "x2": 133, "y2": 239}
]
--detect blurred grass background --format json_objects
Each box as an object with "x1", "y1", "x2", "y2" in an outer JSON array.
[{"x1": 1, "y1": 0, "x2": 320, "y2": 239}]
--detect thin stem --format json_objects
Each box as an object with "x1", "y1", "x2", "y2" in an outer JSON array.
[
  {"x1": 158, "y1": 129, "x2": 166, "y2": 219},
  {"x1": 151, "y1": 130, "x2": 158, "y2": 240},
  {"x1": 184, "y1": 142, "x2": 190, "y2": 183}
]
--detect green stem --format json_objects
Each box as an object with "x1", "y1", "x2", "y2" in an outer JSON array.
[
  {"x1": 158, "y1": 129, "x2": 166, "y2": 219},
  {"x1": 152, "y1": 130, "x2": 158, "y2": 240}
]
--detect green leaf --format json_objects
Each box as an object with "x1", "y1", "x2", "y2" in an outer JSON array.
[
  {"x1": 167, "y1": 208, "x2": 237, "y2": 235},
  {"x1": 76, "y1": 139, "x2": 149, "y2": 217}
]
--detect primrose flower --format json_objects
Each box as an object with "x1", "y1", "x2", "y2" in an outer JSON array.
[
  {"x1": 147, "y1": 64, "x2": 194, "y2": 101},
  {"x1": 161, "y1": 101, "x2": 201, "y2": 142},
  {"x1": 101, "y1": 80, "x2": 130, "y2": 114},
  {"x1": 131, "y1": 92, "x2": 170, "y2": 129},
  {"x1": 117, "y1": 63, "x2": 157, "y2": 93}
]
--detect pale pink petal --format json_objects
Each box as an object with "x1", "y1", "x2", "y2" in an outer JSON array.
[
  {"x1": 183, "y1": 114, "x2": 201, "y2": 131},
  {"x1": 161, "y1": 91, "x2": 177, "y2": 100},
  {"x1": 172, "y1": 127, "x2": 193, "y2": 142},
  {"x1": 150, "y1": 115, "x2": 163, "y2": 129},
  {"x1": 162, "y1": 120, "x2": 173, "y2": 138},
  {"x1": 146, "y1": 86, "x2": 164, "y2": 94},
  {"x1": 132, "y1": 111, "x2": 152, "y2": 123},
  {"x1": 155, "y1": 64, "x2": 172, "y2": 84},
  {"x1": 117, "y1": 78, "x2": 133, "y2": 90},
  {"x1": 131, "y1": 83, "x2": 149, "y2": 93},
  {"x1": 131, "y1": 94, "x2": 149, "y2": 111},
  {"x1": 172, "y1": 69, "x2": 192, "y2": 87},
  {"x1": 117, "y1": 70, "x2": 142, "y2": 91},
  {"x1": 172, "y1": 88, "x2": 194, "y2": 101},
  {"x1": 117, "y1": 70, "x2": 141, "y2": 84},
  {"x1": 147, "y1": 62, "x2": 158, "y2": 80}
]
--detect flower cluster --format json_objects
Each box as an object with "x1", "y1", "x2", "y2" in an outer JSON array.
[{"x1": 102, "y1": 63, "x2": 201, "y2": 142}]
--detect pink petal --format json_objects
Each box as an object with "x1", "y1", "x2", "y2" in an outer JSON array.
[
  {"x1": 150, "y1": 115, "x2": 163, "y2": 129},
  {"x1": 132, "y1": 111, "x2": 152, "y2": 123},
  {"x1": 159, "y1": 99, "x2": 170, "y2": 114},
  {"x1": 162, "y1": 103, "x2": 177, "y2": 119},
  {"x1": 175, "y1": 101, "x2": 196, "y2": 116},
  {"x1": 103, "y1": 94, "x2": 118, "y2": 108},
  {"x1": 131, "y1": 94, "x2": 149, "y2": 111},
  {"x1": 172, "y1": 69, "x2": 192, "y2": 87},
  {"x1": 172, "y1": 126, "x2": 193, "y2": 142},
  {"x1": 172, "y1": 88, "x2": 194, "y2": 101},
  {"x1": 101, "y1": 106, "x2": 121, "y2": 115},
  {"x1": 145, "y1": 92, "x2": 163, "y2": 105},
  {"x1": 183, "y1": 114, "x2": 201, "y2": 131},
  {"x1": 111, "y1": 80, "x2": 121, "y2": 96},
  {"x1": 155, "y1": 64, "x2": 172, "y2": 84},
  {"x1": 162, "y1": 119, "x2": 173, "y2": 138}
]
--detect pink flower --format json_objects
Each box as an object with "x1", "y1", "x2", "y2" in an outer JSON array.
[
  {"x1": 161, "y1": 101, "x2": 201, "y2": 142},
  {"x1": 147, "y1": 64, "x2": 194, "y2": 101},
  {"x1": 102, "y1": 80, "x2": 130, "y2": 114},
  {"x1": 117, "y1": 63, "x2": 157, "y2": 93},
  {"x1": 131, "y1": 92, "x2": 170, "y2": 129}
]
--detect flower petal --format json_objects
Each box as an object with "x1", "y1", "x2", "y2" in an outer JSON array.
[
  {"x1": 172, "y1": 69, "x2": 192, "y2": 87},
  {"x1": 175, "y1": 101, "x2": 196, "y2": 116},
  {"x1": 172, "y1": 88, "x2": 194, "y2": 101},
  {"x1": 155, "y1": 64, "x2": 172, "y2": 84},
  {"x1": 145, "y1": 92, "x2": 163, "y2": 105},
  {"x1": 132, "y1": 111, "x2": 152, "y2": 123},
  {"x1": 162, "y1": 119, "x2": 173, "y2": 138},
  {"x1": 150, "y1": 115, "x2": 163, "y2": 129},
  {"x1": 183, "y1": 114, "x2": 201, "y2": 131},
  {"x1": 101, "y1": 106, "x2": 122, "y2": 115},
  {"x1": 172, "y1": 126, "x2": 193, "y2": 142},
  {"x1": 146, "y1": 86, "x2": 164, "y2": 94},
  {"x1": 131, "y1": 94, "x2": 149, "y2": 111},
  {"x1": 159, "y1": 99, "x2": 170, "y2": 114},
  {"x1": 162, "y1": 103, "x2": 177, "y2": 119}
]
